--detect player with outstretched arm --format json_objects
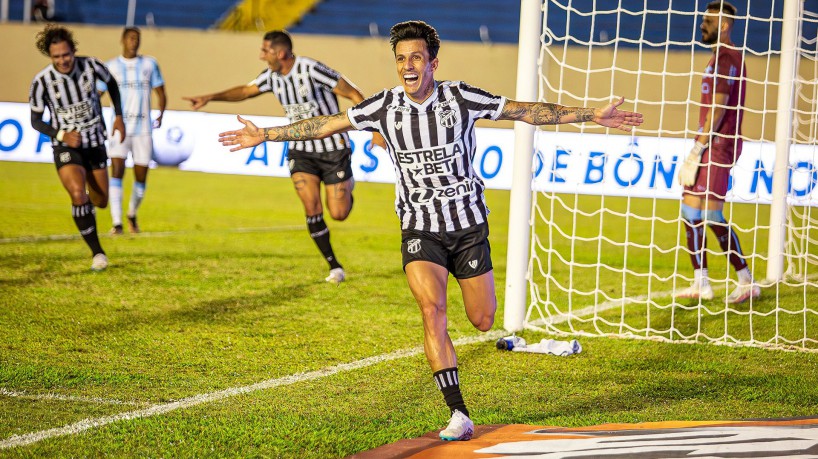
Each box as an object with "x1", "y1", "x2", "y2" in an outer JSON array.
[
  {"x1": 184, "y1": 30, "x2": 384, "y2": 284},
  {"x1": 219, "y1": 21, "x2": 642, "y2": 441}
]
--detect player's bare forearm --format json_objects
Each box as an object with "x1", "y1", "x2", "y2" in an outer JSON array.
[
  {"x1": 271, "y1": 112, "x2": 351, "y2": 141},
  {"x1": 214, "y1": 85, "x2": 254, "y2": 102},
  {"x1": 156, "y1": 86, "x2": 167, "y2": 112},
  {"x1": 185, "y1": 85, "x2": 259, "y2": 110},
  {"x1": 697, "y1": 107, "x2": 726, "y2": 144},
  {"x1": 219, "y1": 113, "x2": 353, "y2": 152},
  {"x1": 499, "y1": 100, "x2": 595, "y2": 125},
  {"x1": 500, "y1": 97, "x2": 643, "y2": 132},
  {"x1": 696, "y1": 92, "x2": 729, "y2": 144}
]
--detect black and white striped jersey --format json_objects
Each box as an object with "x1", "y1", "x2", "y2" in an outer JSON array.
[
  {"x1": 29, "y1": 57, "x2": 115, "y2": 148},
  {"x1": 253, "y1": 55, "x2": 349, "y2": 156},
  {"x1": 347, "y1": 81, "x2": 506, "y2": 232}
]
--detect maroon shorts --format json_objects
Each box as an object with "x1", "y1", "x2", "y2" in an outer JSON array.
[{"x1": 683, "y1": 145, "x2": 738, "y2": 202}]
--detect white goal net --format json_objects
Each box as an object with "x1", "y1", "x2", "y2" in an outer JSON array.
[{"x1": 507, "y1": 0, "x2": 818, "y2": 351}]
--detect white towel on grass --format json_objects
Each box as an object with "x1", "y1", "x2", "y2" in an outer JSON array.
[{"x1": 511, "y1": 338, "x2": 582, "y2": 356}]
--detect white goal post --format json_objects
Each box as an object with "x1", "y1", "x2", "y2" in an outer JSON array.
[{"x1": 505, "y1": 0, "x2": 818, "y2": 351}]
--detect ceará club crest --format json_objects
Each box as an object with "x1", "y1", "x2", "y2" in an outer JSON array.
[{"x1": 439, "y1": 109, "x2": 457, "y2": 128}]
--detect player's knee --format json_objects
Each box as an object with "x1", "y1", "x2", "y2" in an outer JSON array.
[
  {"x1": 680, "y1": 203, "x2": 702, "y2": 223},
  {"x1": 474, "y1": 314, "x2": 494, "y2": 332},
  {"x1": 463, "y1": 294, "x2": 497, "y2": 331},
  {"x1": 702, "y1": 209, "x2": 725, "y2": 226},
  {"x1": 472, "y1": 303, "x2": 497, "y2": 331},
  {"x1": 328, "y1": 207, "x2": 350, "y2": 221},
  {"x1": 67, "y1": 189, "x2": 87, "y2": 205},
  {"x1": 93, "y1": 196, "x2": 109, "y2": 209},
  {"x1": 419, "y1": 299, "x2": 447, "y2": 324}
]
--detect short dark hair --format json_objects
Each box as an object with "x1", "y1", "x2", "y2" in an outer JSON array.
[
  {"x1": 35, "y1": 24, "x2": 77, "y2": 56},
  {"x1": 122, "y1": 27, "x2": 140, "y2": 38},
  {"x1": 706, "y1": 1, "x2": 737, "y2": 18},
  {"x1": 389, "y1": 21, "x2": 441, "y2": 59},
  {"x1": 263, "y1": 30, "x2": 293, "y2": 51}
]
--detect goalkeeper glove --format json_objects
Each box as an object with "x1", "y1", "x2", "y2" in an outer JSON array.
[{"x1": 678, "y1": 141, "x2": 708, "y2": 187}]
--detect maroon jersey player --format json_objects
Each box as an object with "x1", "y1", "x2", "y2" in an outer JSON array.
[{"x1": 676, "y1": 0, "x2": 759, "y2": 304}]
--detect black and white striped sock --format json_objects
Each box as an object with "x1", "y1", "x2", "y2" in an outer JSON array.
[
  {"x1": 72, "y1": 201, "x2": 104, "y2": 256},
  {"x1": 433, "y1": 367, "x2": 469, "y2": 417},
  {"x1": 307, "y1": 213, "x2": 341, "y2": 270}
]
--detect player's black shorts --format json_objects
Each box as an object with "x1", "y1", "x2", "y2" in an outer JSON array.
[
  {"x1": 287, "y1": 148, "x2": 353, "y2": 185},
  {"x1": 52, "y1": 146, "x2": 108, "y2": 171},
  {"x1": 401, "y1": 223, "x2": 493, "y2": 279}
]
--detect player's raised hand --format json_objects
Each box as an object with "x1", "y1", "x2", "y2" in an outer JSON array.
[
  {"x1": 219, "y1": 115, "x2": 264, "y2": 152},
  {"x1": 594, "y1": 96, "x2": 644, "y2": 132}
]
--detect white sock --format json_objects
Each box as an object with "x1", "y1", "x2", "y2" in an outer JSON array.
[
  {"x1": 736, "y1": 267, "x2": 753, "y2": 284},
  {"x1": 127, "y1": 181, "x2": 146, "y2": 217},
  {"x1": 694, "y1": 268, "x2": 710, "y2": 286},
  {"x1": 110, "y1": 178, "x2": 123, "y2": 226}
]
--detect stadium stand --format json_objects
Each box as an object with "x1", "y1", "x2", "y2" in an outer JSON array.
[
  {"x1": 5, "y1": 0, "x2": 236, "y2": 28},
  {"x1": 4, "y1": 0, "x2": 814, "y2": 52},
  {"x1": 218, "y1": 0, "x2": 319, "y2": 32},
  {"x1": 287, "y1": 0, "x2": 804, "y2": 52},
  {"x1": 287, "y1": 0, "x2": 522, "y2": 44}
]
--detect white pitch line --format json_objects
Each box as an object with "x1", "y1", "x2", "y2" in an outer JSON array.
[
  {"x1": 0, "y1": 331, "x2": 506, "y2": 450},
  {"x1": 7, "y1": 283, "x2": 767, "y2": 450},
  {"x1": 0, "y1": 388, "x2": 144, "y2": 407}
]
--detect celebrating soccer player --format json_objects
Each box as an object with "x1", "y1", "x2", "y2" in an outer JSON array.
[
  {"x1": 29, "y1": 24, "x2": 126, "y2": 271},
  {"x1": 184, "y1": 30, "x2": 384, "y2": 284},
  {"x1": 675, "y1": 1, "x2": 760, "y2": 304},
  {"x1": 218, "y1": 20, "x2": 642, "y2": 441}
]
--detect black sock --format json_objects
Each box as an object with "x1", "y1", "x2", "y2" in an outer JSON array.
[
  {"x1": 433, "y1": 367, "x2": 469, "y2": 417},
  {"x1": 307, "y1": 213, "x2": 341, "y2": 270},
  {"x1": 72, "y1": 202, "x2": 104, "y2": 256}
]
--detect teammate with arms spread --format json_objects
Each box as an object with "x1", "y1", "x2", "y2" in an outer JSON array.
[
  {"x1": 29, "y1": 24, "x2": 126, "y2": 271},
  {"x1": 219, "y1": 21, "x2": 642, "y2": 440},
  {"x1": 676, "y1": 1, "x2": 759, "y2": 304},
  {"x1": 184, "y1": 30, "x2": 383, "y2": 284},
  {"x1": 99, "y1": 27, "x2": 166, "y2": 234}
]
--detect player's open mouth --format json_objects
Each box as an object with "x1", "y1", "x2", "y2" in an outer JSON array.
[{"x1": 404, "y1": 73, "x2": 419, "y2": 83}]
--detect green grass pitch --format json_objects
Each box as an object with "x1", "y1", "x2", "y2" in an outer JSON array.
[{"x1": 1, "y1": 161, "x2": 816, "y2": 457}]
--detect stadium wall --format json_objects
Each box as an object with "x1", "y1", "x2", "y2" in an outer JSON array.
[{"x1": 1, "y1": 22, "x2": 780, "y2": 138}]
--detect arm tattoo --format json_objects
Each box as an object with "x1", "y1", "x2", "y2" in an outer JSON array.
[
  {"x1": 503, "y1": 102, "x2": 595, "y2": 125},
  {"x1": 529, "y1": 104, "x2": 570, "y2": 125},
  {"x1": 274, "y1": 113, "x2": 345, "y2": 141},
  {"x1": 501, "y1": 103, "x2": 530, "y2": 120},
  {"x1": 576, "y1": 108, "x2": 595, "y2": 122}
]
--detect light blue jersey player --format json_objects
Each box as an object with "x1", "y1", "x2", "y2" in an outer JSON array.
[{"x1": 98, "y1": 27, "x2": 166, "y2": 234}]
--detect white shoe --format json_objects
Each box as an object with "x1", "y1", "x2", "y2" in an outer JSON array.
[
  {"x1": 91, "y1": 253, "x2": 108, "y2": 271},
  {"x1": 439, "y1": 410, "x2": 474, "y2": 441},
  {"x1": 675, "y1": 282, "x2": 714, "y2": 301},
  {"x1": 727, "y1": 283, "x2": 761, "y2": 304},
  {"x1": 325, "y1": 267, "x2": 345, "y2": 284}
]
